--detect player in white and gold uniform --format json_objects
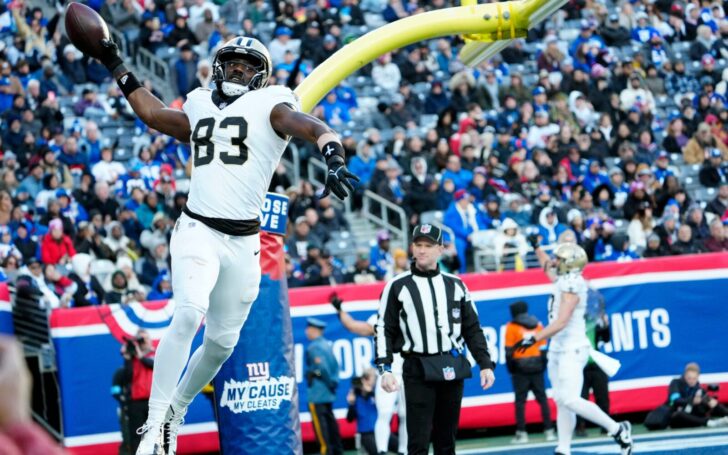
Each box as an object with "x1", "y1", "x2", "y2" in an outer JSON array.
[
  {"x1": 515, "y1": 242, "x2": 633, "y2": 455},
  {"x1": 94, "y1": 36, "x2": 359, "y2": 455}
]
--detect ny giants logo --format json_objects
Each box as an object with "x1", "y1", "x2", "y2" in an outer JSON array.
[{"x1": 246, "y1": 362, "x2": 270, "y2": 381}]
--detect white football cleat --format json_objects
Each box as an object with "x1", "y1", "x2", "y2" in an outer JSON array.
[
  {"x1": 135, "y1": 421, "x2": 164, "y2": 455},
  {"x1": 163, "y1": 405, "x2": 187, "y2": 455},
  {"x1": 612, "y1": 421, "x2": 633, "y2": 455}
]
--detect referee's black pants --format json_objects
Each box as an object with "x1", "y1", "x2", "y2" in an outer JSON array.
[{"x1": 403, "y1": 357, "x2": 464, "y2": 455}]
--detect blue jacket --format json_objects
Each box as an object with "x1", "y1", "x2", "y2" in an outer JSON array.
[
  {"x1": 440, "y1": 169, "x2": 473, "y2": 191},
  {"x1": 147, "y1": 272, "x2": 173, "y2": 301},
  {"x1": 443, "y1": 203, "x2": 480, "y2": 242},
  {"x1": 348, "y1": 391, "x2": 377, "y2": 433},
  {"x1": 369, "y1": 245, "x2": 392, "y2": 277},
  {"x1": 347, "y1": 156, "x2": 376, "y2": 187},
  {"x1": 305, "y1": 336, "x2": 339, "y2": 404}
]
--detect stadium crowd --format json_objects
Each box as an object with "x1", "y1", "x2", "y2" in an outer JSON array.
[{"x1": 0, "y1": 0, "x2": 726, "y2": 305}]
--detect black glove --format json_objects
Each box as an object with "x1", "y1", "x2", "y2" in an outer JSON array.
[
  {"x1": 513, "y1": 334, "x2": 537, "y2": 352},
  {"x1": 321, "y1": 159, "x2": 359, "y2": 200},
  {"x1": 527, "y1": 233, "x2": 541, "y2": 250},
  {"x1": 99, "y1": 38, "x2": 124, "y2": 73},
  {"x1": 330, "y1": 293, "x2": 343, "y2": 311}
]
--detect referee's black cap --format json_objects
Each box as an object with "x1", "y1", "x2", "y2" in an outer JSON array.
[{"x1": 412, "y1": 224, "x2": 443, "y2": 245}]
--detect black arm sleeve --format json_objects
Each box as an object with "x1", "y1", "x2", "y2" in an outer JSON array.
[
  {"x1": 374, "y1": 280, "x2": 403, "y2": 366},
  {"x1": 459, "y1": 282, "x2": 494, "y2": 370}
]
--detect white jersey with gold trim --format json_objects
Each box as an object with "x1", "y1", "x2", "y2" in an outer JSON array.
[
  {"x1": 182, "y1": 85, "x2": 300, "y2": 220},
  {"x1": 548, "y1": 272, "x2": 590, "y2": 352}
]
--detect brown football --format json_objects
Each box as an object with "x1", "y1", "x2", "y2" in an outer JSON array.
[{"x1": 64, "y1": 2, "x2": 110, "y2": 60}]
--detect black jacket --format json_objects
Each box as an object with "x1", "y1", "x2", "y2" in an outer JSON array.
[{"x1": 69, "y1": 273, "x2": 106, "y2": 307}]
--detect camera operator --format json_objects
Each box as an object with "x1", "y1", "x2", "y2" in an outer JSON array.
[
  {"x1": 119, "y1": 330, "x2": 156, "y2": 452},
  {"x1": 346, "y1": 367, "x2": 397, "y2": 455},
  {"x1": 668, "y1": 362, "x2": 728, "y2": 428}
]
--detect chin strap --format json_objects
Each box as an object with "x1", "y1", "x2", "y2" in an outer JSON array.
[{"x1": 221, "y1": 81, "x2": 250, "y2": 97}]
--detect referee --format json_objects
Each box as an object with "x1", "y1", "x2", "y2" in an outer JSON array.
[{"x1": 375, "y1": 224, "x2": 495, "y2": 455}]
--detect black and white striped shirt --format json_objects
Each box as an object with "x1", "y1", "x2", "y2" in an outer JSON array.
[{"x1": 374, "y1": 265, "x2": 493, "y2": 370}]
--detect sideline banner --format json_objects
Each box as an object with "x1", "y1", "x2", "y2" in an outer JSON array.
[
  {"x1": 48, "y1": 253, "x2": 728, "y2": 452},
  {"x1": 0, "y1": 283, "x2": 12, "y2": 334},
  {"x1": 290, "y1": 253, "x2": 728, "y2": 441}
]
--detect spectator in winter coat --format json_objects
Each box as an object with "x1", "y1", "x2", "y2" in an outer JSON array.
[
  {"x1": 147, "y1": 271, "x2": 173, "y2": 301},
  {"x1": 68, "y1": 253, "x2": 104, "y2": 307},
  {"x1": 604, "y1": 233, "x2": 640, "y2": 262},
  {"x1": 643, "y1": 233, "x2": 670, "y2": 258},
  {"x1": 706, "y1": 182, "x2": 728, "y2": 216},
  {"x1": 684, "y1": 123, "x2": 728, "y2": 164},
  {"x1": 699, "y1": 148, "x2": 728, "y2": 187},
  {"x1": 40, "y1": 218, "x2": 76, "y2": 265},
  {"x1": 13, "y1": 224, "x2": 37, "y2": 263},
  {"x1": 137, "y1": 240, "x2": 170, "y2": 287},
  {"x1": 105, "y1": 270, "x2": 135, "y2": 305},
  {"x1": 369, "y1": 230, "x2": 393, "y2": 279},
  {"x1": 620, "y1": 73, "x2": 656, "y2": 112},
  {"x1": 441, "y1": 155, "x2": 473, "y2": 192},
  {"x1": 703, "y1": 219, "x2": 728, "y2": 252},
  {"x1": 44, "y1": 264, "x2": 77, "y2": 308},
  {"x1": 537, "y1": 207, "x2": 568, "y2": 247},
  {"x1": 424, "y1": 80, "x2": 450, "y2": 115},
  {"x1": 347, "y1": 140, "x2": 377, "y2": 190},
  {"x1": 671, "y1": 225, "x2": 705, "y2": 255},
  {"x1": 494, "y1": 217, "x2": 529, "y2": 271},
  {"x1": 443, "y1": 190, "x2": 484, "y2": 273},
  {"x1": 16, "y1": 258, "x2": 61, "y2": 308}
]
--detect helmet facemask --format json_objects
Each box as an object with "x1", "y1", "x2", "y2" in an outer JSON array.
[{"x1": 213, "y1": 50, "x2": 269, "y2": 98}]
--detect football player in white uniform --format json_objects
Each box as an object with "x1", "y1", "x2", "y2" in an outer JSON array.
[
  {"x1": 95, "y1": 37, "x2": 359, "y2": 455},
  {"x1": 515, "y1": 242, "x2": 633, "y2": 455},
  {"x1": 330, "y1": 294, "x2": 407, "y2": 454}
]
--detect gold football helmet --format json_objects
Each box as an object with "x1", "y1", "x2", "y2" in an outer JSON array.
[{"x1": 553, "y1": 242, "x2": 587, "y2": 275}]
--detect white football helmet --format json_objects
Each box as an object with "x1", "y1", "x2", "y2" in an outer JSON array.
[
  {"x1": 212, "y1": 37, "x2": 272, "y2": 97},
  {"x1": 553, "y1": 242, "x2": 587, "y2": 276}
]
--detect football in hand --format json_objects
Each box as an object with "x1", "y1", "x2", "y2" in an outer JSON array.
[{"x1": 64, "y1": 2, "x2": 111, "y2": 60}]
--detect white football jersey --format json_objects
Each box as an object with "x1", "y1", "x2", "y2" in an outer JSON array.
[
  {"x1": 182, "y1": 85, "x2": 300, "y2": 221},
  {"x1": 547, "y1": 273, "x2": 590, "y2": 352}
]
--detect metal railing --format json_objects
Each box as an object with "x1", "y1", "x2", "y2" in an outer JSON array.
[
  {"x1": 362, "y1": 190, "x2": 408, "y2": 251},
  {"x1": 104, "y1": 23, "x2": 176, "y2": 103},
  {"x1": 474, "y1": 242, "x2": 555, "y2": 272},
  {"x1": 11, "y1": 288, "x2": 63, "y2": 440},
  {"x1": 135, "y1": 47, "x2": 175, "y2": 103},
  {"x1": 281, "y1": 142, "x2": 301, "y2": 188},
  {"x1": 13, "y1": 291, "x2": 53, "y2": 352}
]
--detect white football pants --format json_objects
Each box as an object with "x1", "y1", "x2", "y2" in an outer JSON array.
[
  {"x1": 548, "y1": 348, "x2": 620, "y2": 455},
  {"x1": 147, "y1": 213, "x2": 261, "y2": 422},
  {"x1": 375, "y1": 374, "x2": 407, "y2": 454}
]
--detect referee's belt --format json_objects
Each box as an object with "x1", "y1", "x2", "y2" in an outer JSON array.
[{"x1": 401, "y1": 351, "x2": 453, "y2": 358}]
